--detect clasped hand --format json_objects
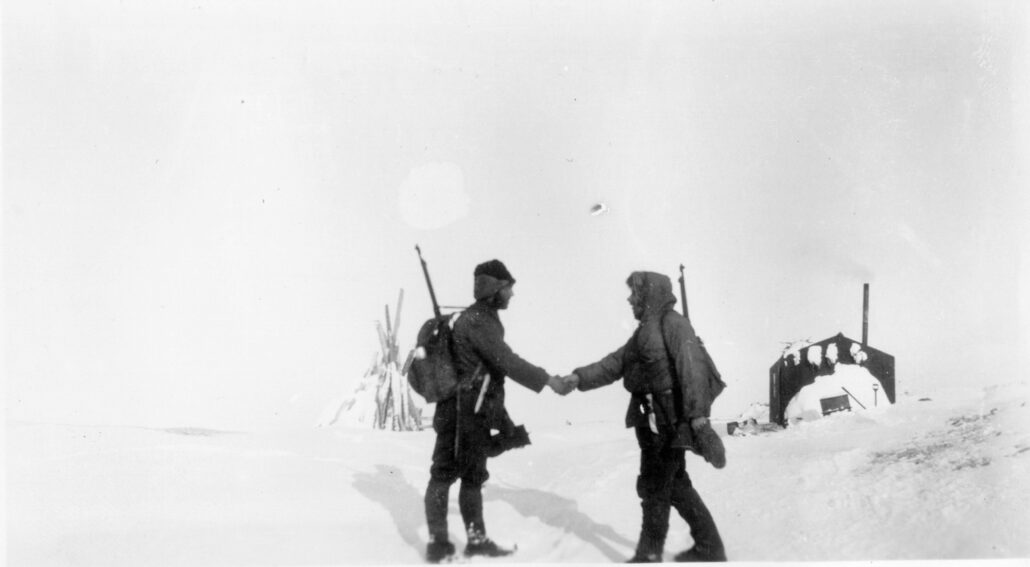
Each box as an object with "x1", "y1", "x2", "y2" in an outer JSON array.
[{"x1": 547, "y1": 373, "x2": 580, "y2": 396}]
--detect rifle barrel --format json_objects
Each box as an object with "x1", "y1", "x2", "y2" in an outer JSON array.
[
  {"x1": 678, "y1": 263, "x2": 689, "y2": 319},
  {"x1": 416, "y1": 245, "x2": 442, "y2": 318}
]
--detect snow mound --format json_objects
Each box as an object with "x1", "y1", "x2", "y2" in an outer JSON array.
[
  {"x1": 7, "y1": 381, "x2": 1029, "y2": 564},
  {"x1": 735, "y1": 402, "x2": 770, "y2": 424},
  {"x1": 784, "y1": 364, "x2": 885, "y2": 423}
]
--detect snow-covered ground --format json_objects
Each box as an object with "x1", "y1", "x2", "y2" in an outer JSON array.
[{"x1": 7, "y1": 381, "x2": 1030, "y2": 566}]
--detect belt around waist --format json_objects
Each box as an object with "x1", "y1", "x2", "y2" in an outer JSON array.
[{"x1": 633, "y1": 388, "x2": 673, "y2": 397}]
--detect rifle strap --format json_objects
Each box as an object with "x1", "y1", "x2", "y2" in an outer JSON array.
[
  {"x1": 454, "y1": 361, "x2": 484, "y2": 460},
  {"x1": 454, "y1": 384, "x2": 461, "y2": 459},
  {"x1": 660, "y1": 310, "x2": 686, "y2": 425}
]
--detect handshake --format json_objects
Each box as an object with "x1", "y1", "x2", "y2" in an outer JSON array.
[{"x1": 547, "y1": 373, "x2": 580, "y2": 396}]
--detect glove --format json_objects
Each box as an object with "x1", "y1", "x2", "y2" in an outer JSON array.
[
  {"x1": 486, "y1": 425, "x2": 531, "y2": 457},
  {"x1": 691, "y1": 418, "x2": 727, "y2": 470}
]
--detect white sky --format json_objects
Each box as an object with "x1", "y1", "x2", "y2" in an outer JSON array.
[{"x1": 4, "y1": 1, "x2": 1029, "y2": 430}]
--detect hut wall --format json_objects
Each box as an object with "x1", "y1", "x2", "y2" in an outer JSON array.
[{"x1": 769, "y1": 333, "x2": 895, "y2": 426}]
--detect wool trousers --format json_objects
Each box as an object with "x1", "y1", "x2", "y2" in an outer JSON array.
[
  {"x1": 634, "y1": 426, "x2": 724, "y2": 557},
  {"x1": 425, "y1": 395, "x2": 491, "y2": 541}
]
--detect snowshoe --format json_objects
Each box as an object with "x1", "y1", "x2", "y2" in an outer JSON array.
[
  {"x1": 464, "y1": 538, "x2": 516, "y2": 558},
  {"x1": 673, "y1": 546, "x2": 726, "y2": 562},
  {"x1": 426, "y1": 540, "x2": 456, "y2": 563}
]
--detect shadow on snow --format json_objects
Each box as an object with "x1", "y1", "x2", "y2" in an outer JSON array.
[
  {"x1": 352, "y1": 465, "x2": 427, "y2": 557},
  {"x1": 486, "y1": 484, "x2": 635, "y2": 562},
  {"x1": 353, "y1": 465, "x2": 635, "y2": 562}
]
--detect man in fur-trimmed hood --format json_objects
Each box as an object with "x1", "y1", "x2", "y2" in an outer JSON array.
[{"x1": 563, "y1": 270, "x2": 728, "y2": 563}]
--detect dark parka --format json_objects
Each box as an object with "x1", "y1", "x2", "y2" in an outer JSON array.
[
  {"x1": 451, "y1": 299, "x2": 551, "y2": 435},
  {"x1": 574, "y1": 271, "x2": 725, "y2": 435},
  {"x1": 572, "y1": 271, "x2": 728, "y2": 560},
  {"x1": 425, "y1": 296, "x2": 553, "y2": 544}
]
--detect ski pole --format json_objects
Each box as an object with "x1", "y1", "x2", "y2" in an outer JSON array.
[{"x1": 840, "y1": 386, "x2": 867, "y2": 409}]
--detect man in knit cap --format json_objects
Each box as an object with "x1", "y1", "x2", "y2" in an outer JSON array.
[{"x1": 424, "y1": 259, "x2": 572, "y2": 563}]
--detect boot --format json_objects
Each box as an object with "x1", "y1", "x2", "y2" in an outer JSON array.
[
  {"x1": 672, "y1": 546, "x2": 726, "y2": 562},
  {"x1": 424, "y1": 480, "x2": 451, "y2": 545},
  {"x1": 457, "y1": 483, "x2": 484, "y2": 540},
  {"x1": 425, "y1": 539, "x2": 455, "y2": 563},
  {"x1": 464, "y1": 538, "x2": 516, "y2": 558},
  {"x1": 464, "y1": 524, "x2": 515, "y2": 558},
  {"x1": 671, "y1": 487, "x2": 725, "y2": 562},
  {"x1": 631, "y1": 497, "x2": 670, "y2": 564}
]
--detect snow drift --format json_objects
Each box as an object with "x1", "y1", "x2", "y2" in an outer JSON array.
[
  {"x1": 7, "y1": 381, "x2": 1030, "y2": 564},
  {"x1": 784, "y1": 363, "x2": 884, "y2": 422}
]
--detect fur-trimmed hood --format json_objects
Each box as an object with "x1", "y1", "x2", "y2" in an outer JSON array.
[{"x1": 626, "y1": 271, "x2": 678, "y2": 322}]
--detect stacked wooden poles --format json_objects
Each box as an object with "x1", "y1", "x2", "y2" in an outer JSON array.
[{"x1": 371, "y1": 289, "x2": 422, "y2": 431}]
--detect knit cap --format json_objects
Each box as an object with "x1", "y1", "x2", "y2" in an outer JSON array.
[{"x1": 473, "y1": 259, "x2": 515, "y2": 300}]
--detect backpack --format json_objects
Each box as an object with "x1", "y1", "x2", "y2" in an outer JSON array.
[
  {"x1": 407, "y1": 312, "x2": 462, "y2": 403},
  {"x1": 661, "y1": 311, "x2": 727, "y2": 404}
]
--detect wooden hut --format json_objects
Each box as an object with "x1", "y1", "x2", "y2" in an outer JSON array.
[{"x1": 768, "y1": 284, "x2": 896, "y2": 426}]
